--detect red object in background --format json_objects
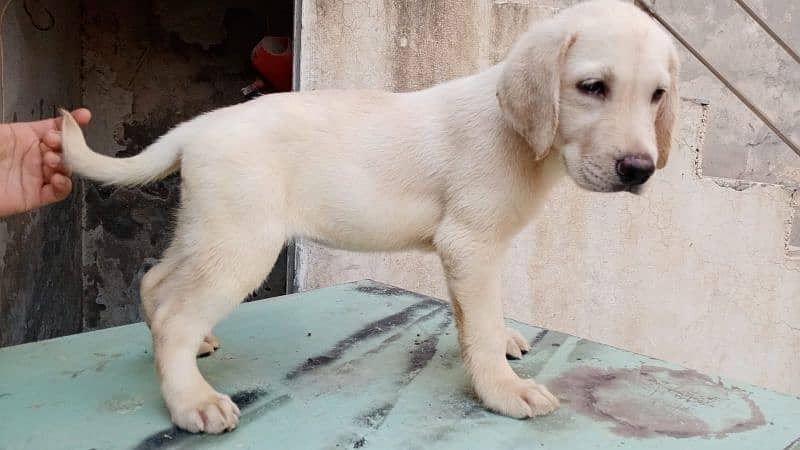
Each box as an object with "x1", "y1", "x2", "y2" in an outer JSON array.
[{"x1": 251, "y1": 36, "x2": 293, "y2": 92}]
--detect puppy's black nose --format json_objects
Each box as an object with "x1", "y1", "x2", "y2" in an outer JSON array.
[{"x1": 616, "y1": 154, "x2": 655, "y2": 186}]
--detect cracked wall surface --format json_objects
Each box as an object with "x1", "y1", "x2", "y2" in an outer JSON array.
[{"x1": 297, "y1": 0, "x2": 800, "y2": 395}]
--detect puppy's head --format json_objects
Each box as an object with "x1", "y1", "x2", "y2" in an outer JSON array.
[{"x1": 497, "y1": 0, "x2": 679, "y2": 194}]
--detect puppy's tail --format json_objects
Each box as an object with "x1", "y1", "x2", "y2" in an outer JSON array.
[{"x1": 59, "y1": 109, "x2": 183, "y2": 187}]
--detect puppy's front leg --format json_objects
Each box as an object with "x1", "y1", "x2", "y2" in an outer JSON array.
[{"x1": 437, "y1": 231, "x2": 559, "y2": 418}]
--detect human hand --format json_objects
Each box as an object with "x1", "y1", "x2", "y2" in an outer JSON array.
[{"x1": 0, "y1": 108, "x2": 91, "y2": 217}]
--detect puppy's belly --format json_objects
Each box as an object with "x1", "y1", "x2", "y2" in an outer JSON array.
[{"x1": 297, "y1": 195, "x2": 441, "y2": 252}]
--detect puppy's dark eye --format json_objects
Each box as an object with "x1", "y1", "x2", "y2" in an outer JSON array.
[
  {"x1": 578, "y1": 79, "x2": 608, "y2": 98},
  {"x1": 652, "y1": 88, "x2": 666, "y2": 103}
]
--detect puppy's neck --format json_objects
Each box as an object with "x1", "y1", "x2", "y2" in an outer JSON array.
[
  {"x1": 429, "y1": 64, "x2": 524, "y2": 142},
  {"x1": 425, "y1": 64, "x2": 568, "y2": 218}
]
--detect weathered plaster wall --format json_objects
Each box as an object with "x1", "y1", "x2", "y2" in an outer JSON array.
[
  {"x1": 0, "y1": 0, "x2": 83, "y2": 346},
  {"x1": 296, "y1": 0, "x2": 800, "y2": 395}
]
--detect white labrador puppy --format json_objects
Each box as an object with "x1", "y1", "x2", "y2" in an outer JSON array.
[{"x1": 60, "y1": 0, "x2": 679, "y2": 434}]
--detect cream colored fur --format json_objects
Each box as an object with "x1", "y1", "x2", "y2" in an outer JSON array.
[{"x1": 60, "y1": 0, "x2": 679, "y2": 434}]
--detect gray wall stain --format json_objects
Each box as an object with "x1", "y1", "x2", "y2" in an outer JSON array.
[{"x1": 383, "y1": 0, "x2": 480, "y2": 91}]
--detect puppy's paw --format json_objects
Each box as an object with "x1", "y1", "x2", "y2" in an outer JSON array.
[
  {"x1": 504, "y1": 327, "x2": 530, "y2": 360},
  {"x1": 197, "y1": 335, "x2": 221, "y2": 357},
  {"x1": 170, "y1": 390, "x2": 241, "y2": 434},
  {"x1": 477, "y1": 376, "x2": 559, "y2": 418}
]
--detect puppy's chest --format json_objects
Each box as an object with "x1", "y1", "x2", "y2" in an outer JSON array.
[
  {"x1": 460, "y1": 164, "x2": 559, "y2": 237},
  {"x1": 493, "y1": 190, "x2": 542, "y2": 236}
]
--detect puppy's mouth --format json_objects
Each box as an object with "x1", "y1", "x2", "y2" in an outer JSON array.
[
  {"x1": 570, "y1": 161, "x2": 627, "y2": 193},
  {"x1": 561, "y1": 151, "x2": 651, "y2": 194}
]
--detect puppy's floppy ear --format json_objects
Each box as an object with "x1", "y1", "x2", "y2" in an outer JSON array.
[
  {"x1": 497, "y1": 21, "x2": 576, "y2": 160},
  {"x1": 656, "y1": 48, "x2": 680, "y2": 169}
]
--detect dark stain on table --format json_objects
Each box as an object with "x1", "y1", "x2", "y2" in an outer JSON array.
[
  {"x1": 230, "y1": 388, "x2": 268, "y2": 409},
  {"x1": 285, "y1": 299, "x2": 442, "y2": 380},
  {"x1": 133, "y1": 426, "x2": 194, "y2": 450},
  {"x1": 246, "y1": 393, "x2": 292, "y2": 419},
  {"x1": 349, "y1": 309, "x2": 454, "y2": 436},
  {"x1": 354, "y1": 280, "x2": 443, "y2": 304},
  {"x1": 408, "y1": 313, "x2": 452, "y2": 375},
  {"x1": 133, "y1": 388, "x2": 282, "y2": 450},
  {"x1": 551, "y1": 365, "x2": 766, "y2": 439},
  {"x1": 530, "y1": 329, "x2": 549, "y2": 347},
  {"x1": 357, "y1": 402, "x2": 395, "y2": 429},
  {"x1": 364, "y1": 332, "x2": 404, "y2": 357}
]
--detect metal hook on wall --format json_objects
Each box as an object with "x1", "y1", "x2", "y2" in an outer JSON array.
[{"x1": 23, "y1": 0, "x2": 54, "y2": 31}]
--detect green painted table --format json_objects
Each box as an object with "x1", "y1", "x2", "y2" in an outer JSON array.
[{"x1": 1, "y1": 280, "x2": 798, "y2": 449}]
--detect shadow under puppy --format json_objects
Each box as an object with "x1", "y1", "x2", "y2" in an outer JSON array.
[{"x1": 60, "y1": 0, "x2": 679, "y2": 434}]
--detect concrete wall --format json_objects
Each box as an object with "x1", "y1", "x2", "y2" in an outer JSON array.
[
  {"x1": 296, "y1": 0, "x2": 800, "y2": 396},
  {"x1": 0, "y1": 0, "x2": 83, "y2": 346}
]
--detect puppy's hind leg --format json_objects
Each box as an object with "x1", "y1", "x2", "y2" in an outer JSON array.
[
  {"x1": 141, "y1": 244, "x2": 220, "y2": 357},
  {"x1": 148, "y1": 220, "x2": 285, "y2": 434},
  {"x1": 140, "y1": 245, "x2": 181, "y2": 329}
]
